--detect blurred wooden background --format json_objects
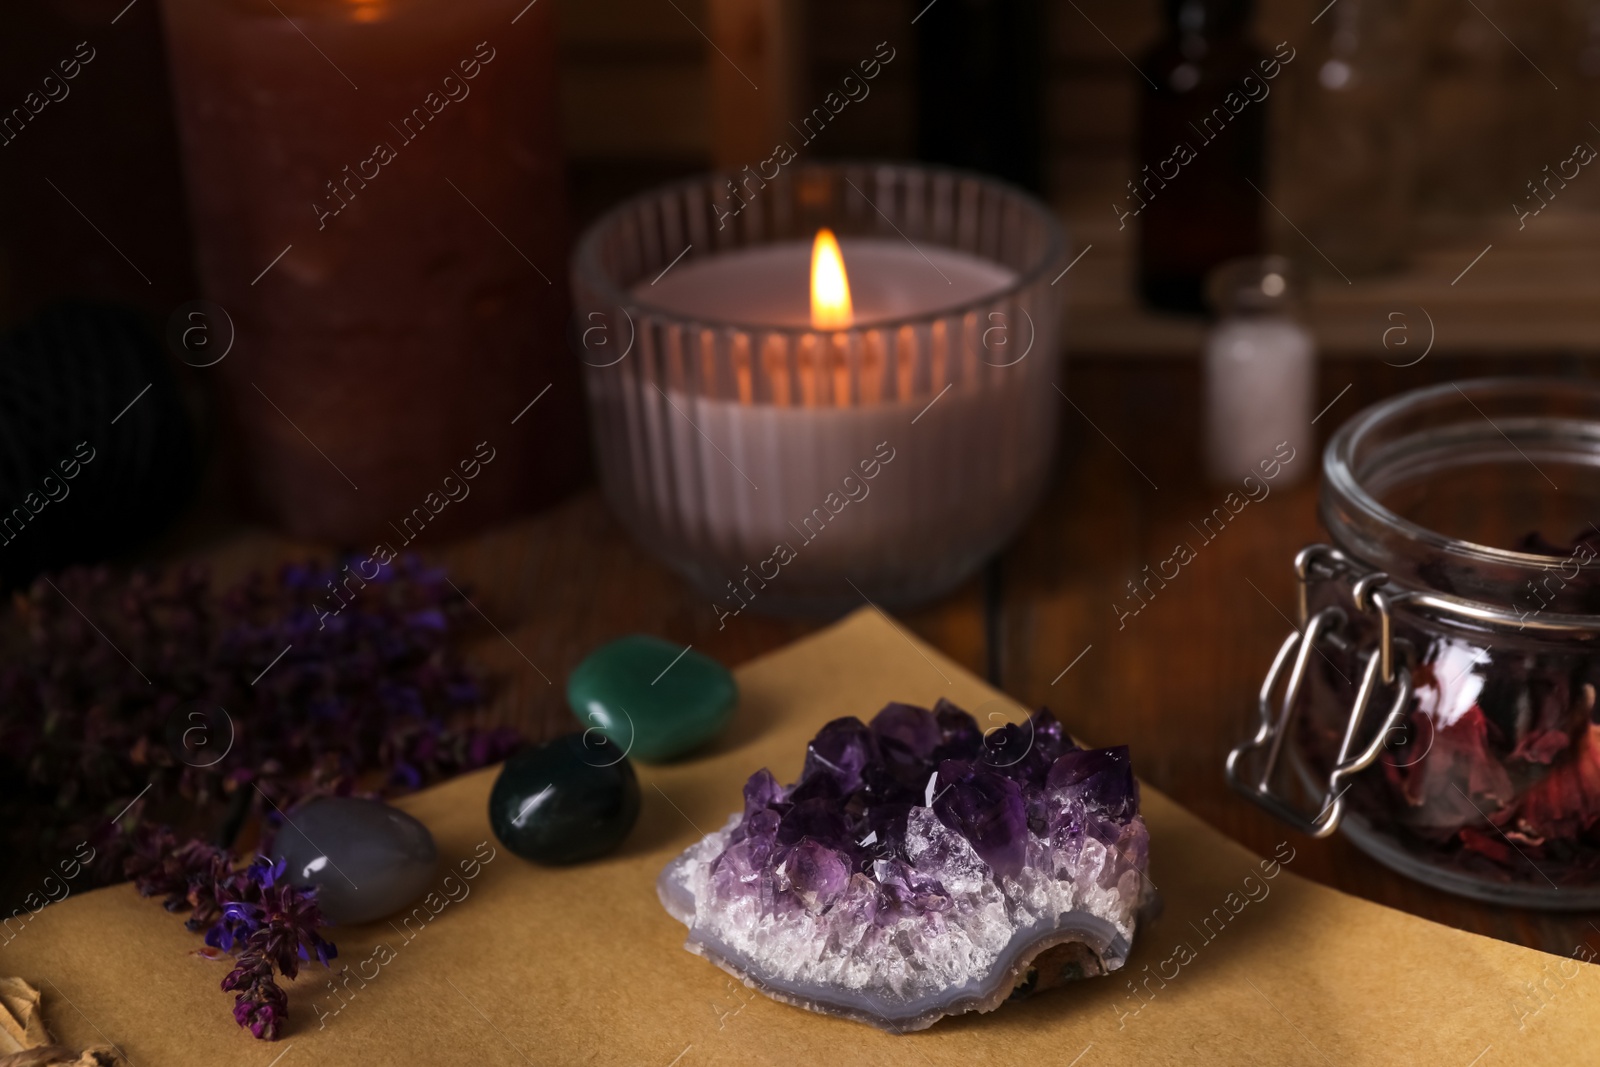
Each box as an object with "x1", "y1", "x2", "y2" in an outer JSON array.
[
  {"x1": 4, "y1": 0, "x2": 1593, "y2": 353},
  {"x1": 558, "y1": 0, "x2": 1600, "y2": 355}
]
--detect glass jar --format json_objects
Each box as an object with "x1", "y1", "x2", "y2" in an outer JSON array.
[{"x1": 1228, "y1": 379, "x2": 1600, "y2": 908}]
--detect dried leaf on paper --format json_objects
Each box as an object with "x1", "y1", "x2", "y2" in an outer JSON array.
[
  {"x1": 0, "y1": 977, "x2": 128, "y2": 1067},
  {"x1": 0, "y1": 978, "x2": 47, "y2": 1054},
  {"x1": 0, "y1": 1047, "x2": 130, "y2": 1067}
]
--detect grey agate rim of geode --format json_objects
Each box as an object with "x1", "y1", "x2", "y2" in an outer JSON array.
[{"x1": 656, "y1": 850, "x2": 1129, "y2": 1033}]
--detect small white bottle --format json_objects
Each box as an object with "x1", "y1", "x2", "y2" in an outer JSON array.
[{"x1": 1203, "y1": 256, "x2": 1315, "y2": 486}]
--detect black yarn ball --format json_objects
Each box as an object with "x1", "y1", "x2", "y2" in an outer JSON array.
[{"x1": 0, "y1": 301, "x2": 197, "y2": 590}]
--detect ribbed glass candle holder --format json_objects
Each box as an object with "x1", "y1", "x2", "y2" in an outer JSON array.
[{"x1": 571, "y1": 162, "x2": 1067, "y2": 615}]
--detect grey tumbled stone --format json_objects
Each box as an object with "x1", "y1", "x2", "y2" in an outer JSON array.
[{"x1": 270, "y1": 797, "x2": 438, "y2": 926}]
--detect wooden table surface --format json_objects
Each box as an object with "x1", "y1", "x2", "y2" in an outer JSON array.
[{"x1": 155, "y1": 350, "x2": 1600, "y2": 961}]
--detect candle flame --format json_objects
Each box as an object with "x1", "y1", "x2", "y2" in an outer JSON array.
[{"x1": 810, "y1": 228, "x2": 853, "y2": 330}]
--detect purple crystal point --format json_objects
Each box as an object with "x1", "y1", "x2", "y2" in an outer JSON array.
[
  {"x1": 779, "y1": 839, "x2": 851, "y2": 911},
  {"x1": 1031, "y1": 707, "x2": 1070, "y2": 749},
  {"x1": 658, "y1": 701, "x2": 1152, "y2": 1032},
  {"x1": 743, "y1": 768, "x2": 783, "y2": 815},
  {"x1": 931, "y1": 761, "x2": 1028, "y2": 878},
  {"x1": 801, "y1": 717, "x2": 878, "y2": 793},
  {"x1": 980, "y1": 707, "x2": 1080, "y2": 788},
  {"x1": 777, "y1": 797, "x2": 850, "y2": 849},
  {"x1": 931, "y1": 699, "x2": 983, "y2": 760},
  {"x1": 870, "y1": 702, "x2": 942, "y2": 758},
  {"x1": 1048, "y1": 745, "x2": 1138, "y2": 819}
]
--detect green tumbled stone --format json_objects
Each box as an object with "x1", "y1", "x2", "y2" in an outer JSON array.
[
  {"x1": 567, "y1": 634, "x2": 737, "y2": 763},
  {"x1": 488, "y1": 734, "x2": 639, "y2": 865}
]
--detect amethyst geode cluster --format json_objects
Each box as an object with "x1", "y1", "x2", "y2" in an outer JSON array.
[{"x1": 657, "y1": 699, "x2": 1151, "y2": 1031}]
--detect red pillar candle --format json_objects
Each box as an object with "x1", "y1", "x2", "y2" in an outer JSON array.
[{"x1": 160, "y1": 0, "x2": 585, "y2": 542}]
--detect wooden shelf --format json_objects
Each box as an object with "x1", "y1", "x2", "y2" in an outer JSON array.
[{"x1": 1060, "y1": 209, "x2": 1600, "y2": 358}]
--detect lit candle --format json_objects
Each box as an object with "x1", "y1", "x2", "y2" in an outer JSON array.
[
  {"x1": 621, "y1": 229, "x2": 1039, "y2": 611},
  {"x1": 642, "y1": 232, "x2": 1017, "y2": 330},
  {"x1": 578, "y1": 166, "x2": 1067, "y2": 613}
]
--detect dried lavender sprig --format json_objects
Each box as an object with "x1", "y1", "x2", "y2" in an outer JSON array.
[{"x1": 129, "y1": 829, "x2": 336, "y2": 1040}]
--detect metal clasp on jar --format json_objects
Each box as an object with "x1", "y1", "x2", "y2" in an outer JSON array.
[{"x1": 1226, "y1": 544, "x2": 1414, "y2": 837}]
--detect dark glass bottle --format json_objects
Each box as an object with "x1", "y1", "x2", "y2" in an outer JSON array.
[{"x1": 1134, "y1": 0, "x2": 1269, "y2": 313}]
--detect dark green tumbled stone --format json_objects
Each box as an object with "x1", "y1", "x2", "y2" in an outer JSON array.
[
  {"x1": 488, "y1": 734, "x2": 640, "y2": 865},
  {"x1": 567, "y1": 634, "x2": 737, "y2": 763}
]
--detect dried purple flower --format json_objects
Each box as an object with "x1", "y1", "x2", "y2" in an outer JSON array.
[
  {"x1": 134, "y1": 839, "x2": 337, "y2": 1040},
  {"x1": 223, "y1": 955, "x2": 288, "y2": 1041}
]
